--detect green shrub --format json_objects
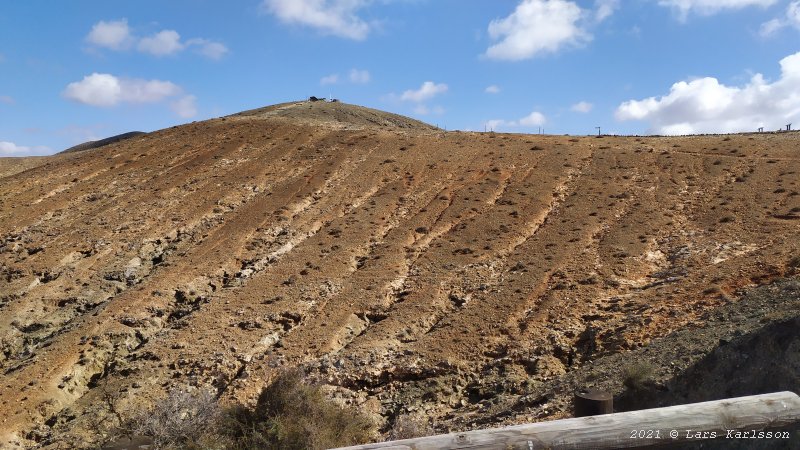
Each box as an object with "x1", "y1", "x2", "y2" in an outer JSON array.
[{"x1": 622, "y1": 361, "x2": 655, "y2": 392}]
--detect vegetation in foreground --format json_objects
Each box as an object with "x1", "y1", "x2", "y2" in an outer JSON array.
[{"x1": 123, "y1": 369, "x2": 376, "y2": 450}]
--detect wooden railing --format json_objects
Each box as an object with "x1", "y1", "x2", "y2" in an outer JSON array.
[{"x1": 333, "y1": 391, "x2": 800, "y2": 449}]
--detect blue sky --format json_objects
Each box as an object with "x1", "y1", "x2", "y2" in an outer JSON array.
[{"x1": 2, "y1": 0, "x2": 800, "y2": 155}]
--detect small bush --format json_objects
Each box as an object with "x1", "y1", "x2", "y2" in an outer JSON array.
[
  {"x1": 622, "y1": 361, "x2": 655, "y2": 392},
  {"x1": 703, "y1": 285, "x2": 723, "y2": 295},
  {"x1": 130, "y1": 388, "x2": 225, "y2": 450},
  {"x1": 388, "y1": 414, "x2": 435, "y2": 441},
  {"x1": 788, "y1": 256, "x2": 800, "y2": 274},
  {"x1": 222, "y1": 369, "x2": 376, "y2": 450}
]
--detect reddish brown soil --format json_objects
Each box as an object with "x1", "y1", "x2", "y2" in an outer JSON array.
[{"x1": 0, "y1": 101, "x2": 798, "y2": 448}]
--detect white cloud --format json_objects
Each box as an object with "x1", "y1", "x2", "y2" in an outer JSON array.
[
  {"x1": 791, "y1": 1, "x2": 800, "y2": 26},
  {"x1": 171, "y1": 95, "x2": 198, "y2": 118},
  {"x1": 86, "y1": 19, "x2": 227, "y2": 60},
  {"x1": 63, "y1": 74, "x2": 123, "y2": 107},
  {"x1": 519, "y1": 111, "x2": 547, "y2": 126},
  {"x1": 413, "y1": 104, "x2": 445, "y2": 115},
  {"x1": 485, "y1": 110, "x2": 547, "y2": 130},
  {"x1": 571, "y1": 101, "x2": 593, "y2": 113},
  {"x1": 186, "y1": 38, "x2": 229, "y2": 60},
  {"x1": 485, "y1": 85, "x2": 501, "y2": 94},
  {"x1": 400, "y1": 81, "x2": 448, "y2": 102},
  {"x1": 760, "y1": 17, "x2": 786, "y2": 36},
  {"x1": 261, "y1": 0, "x2": 372, "y2": 40},
  {"x1": 63, "y1": 73, "x2": 183, "y2": 108},
  {"x1": 86, "y1": 19, "x2": 133, "y2": 50},
  {"x1": 320, "y1": 73, "x2": 340, "y2": 85},
  {"x1": 658, "y1": 0, "x2": 777, "y2": 20},
  {"x1": 485, "y1": 119, "x2": 506, "y2": 131},
  {"x1": 615, "y1": 51, "x2": 800, "y2": 134},
  {"x1": 320, "y1": 69, "x2": 370, "y2": 85},
  {"x1": 137, "y1": 30, "x2": 185, "y2": 56},
  {"x1": 387, "y1": 81, "x2": 448, "y2": 117},
  {"x1": 759, "y1": 1, "x2": 800, "y2": 37},
  {"x1": 594, "y1": 0, "x2": 619, "y2": 22},
  {"x1": 0, "y1": 141, "x2": 50, "y2": 156},
  {"x1": 0, "y1": 95, "x2": 13, "y2": 105},
  {"x1": 349, "y1": 68, "x2": 371, "y2": 83},
  {"x1": 484, "y1": 0, "x2": 590, "y2": 61},
  {"x1": 58, "y1": 125, "x2": 105, "y2": 145}
]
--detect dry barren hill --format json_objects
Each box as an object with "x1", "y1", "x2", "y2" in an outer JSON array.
[
  {"x1": 0, "y1": 157, "x2": 49, "y2": 179},
  {"x1": 1, "y1": 100, "x2": 799, "y2": 448},
  {"x1": 59, "y1": 132, "x2": 147, "y2": 155}
]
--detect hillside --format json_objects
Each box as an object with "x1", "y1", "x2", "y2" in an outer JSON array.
[
  {"x1": 0, "y1": 157, "x2": 49, "y2": 179},
  {"x1": 233, "y1": 99, "x2": 438, "y2": 130},
  {"x1": 59, "y1": 132, "x2": 147, "y2": 154},
  {"x1": 0, "y1": 100, "x2": 799, "y2": 448}
]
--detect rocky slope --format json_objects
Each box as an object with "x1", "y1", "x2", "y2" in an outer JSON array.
[
  {"x1": 0, "y1": 157, "x2": 48, "y2": 179},
  {"x1": 59, "y1": 132, "x2": 147, "y2": 155},
  {"x1": 0, "y1": 100, "x2": 798, "y2": 448}
]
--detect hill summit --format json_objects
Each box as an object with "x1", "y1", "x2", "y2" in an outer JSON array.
[{"x1": 233, "y1": 99, "x2": 438, "y2": 130}]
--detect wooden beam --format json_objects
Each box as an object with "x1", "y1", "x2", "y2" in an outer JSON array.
[{"x1": 333, "y1": 391, "x2": 800, "y2": 450}]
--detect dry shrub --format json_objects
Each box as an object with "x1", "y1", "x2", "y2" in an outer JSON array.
[
  {"x1": 130, "y1": 389, "x2": 225, "y2": 450},
  {"x1": 622, "y1": 361, "x2": 655, "y2": 392},
  {"x1": 119, "y1": 369, "x2": 374, "y2": 450},
  {"x1": 788, "y1": 256, "x2": 800, "y2": 274},
  {"x1": 222, "y1": 368, "x2": 376, "y2": 450},
  {"x1": 388, "y1": 413, "x2": 435, "y2": 441}
]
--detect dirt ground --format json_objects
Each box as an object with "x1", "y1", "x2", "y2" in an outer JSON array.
[
  {"x1": 0, "y1": 157, "x2": 48, "y2": 179},
  {"x1": 1, "y1": 101, "x2": 798, "y2": 448}
]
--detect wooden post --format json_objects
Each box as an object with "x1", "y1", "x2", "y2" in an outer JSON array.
[
  {"x1": 333, "y1": 391, "x2": 800, "y2": 450},
  {"x1": 574, "y1": 388, "x2": 613, "y2": 417}
]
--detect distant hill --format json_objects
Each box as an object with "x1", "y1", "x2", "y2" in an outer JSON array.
[
  {"x1": 60, "y1": 131, "x2": 147, "y2": 154},
  {"x1": 234, "y1": 100, "x2": 438, "y2": 130},
  {"x1": 0, "y1": 156, "x2": 48, "y2": 178}
]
